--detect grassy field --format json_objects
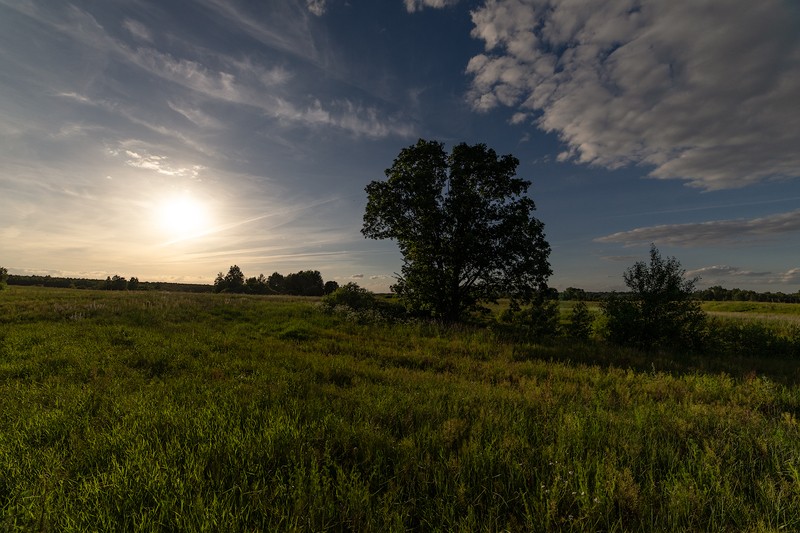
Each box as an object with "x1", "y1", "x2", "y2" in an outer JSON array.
[{"x1": 1, "y1": 286, "x2": 799, "y2": 531}]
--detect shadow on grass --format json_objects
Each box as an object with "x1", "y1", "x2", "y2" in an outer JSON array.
[{"x1": 510, "y1": 338, "x2": 800, "y2": 386}]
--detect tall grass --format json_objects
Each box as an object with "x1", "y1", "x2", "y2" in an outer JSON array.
[{"x1": 1, "y1": 286, "x2": 799, "y2": 531}]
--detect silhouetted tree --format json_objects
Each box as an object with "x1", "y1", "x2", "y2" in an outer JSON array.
[
  {"x1": 0, "y1": 266, "x2": 8, "y2": 290},
  {"x1": 224, "y1": 265, "x2": 245, "y2": 293},
  {"x1": 213, "y1": 272, "x2": 226, "y2": 293},
  {"x1": 363, "y1": 139, "x2": 551, "y2": 321},
  {"x1": 214, "y1": 265, "x2": 246, "y2": 293},
  {"x1": 324, "y1": 280, "x2": 339, "y2": 295},
  {"x1": 285, "y1": 270, "x2": 324, "y2": 296},
  {"x1": 267, "y1": 272, "x2": 286, "y2": 294},
  {"x1": 110, "y1": 275, "x2": 127, "y2": 291},
  {"x1": 127, "y1": 277, "x2": 140, "y2": 291},
  {"x1": 601, "y1": 245, "x2": 706, "y2": 350},
  {"x1": 245, "y1": 274, "x2": 269, "y2": 294}
]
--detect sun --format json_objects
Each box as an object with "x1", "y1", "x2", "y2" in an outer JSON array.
[{"x1": 156, "y1": 194, "x2": 210, "y2": 240}]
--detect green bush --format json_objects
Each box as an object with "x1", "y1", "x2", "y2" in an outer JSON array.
[
  {"x1": 499, "y1": 295, "x2": 560, "y2": 340},
  {"x1": 322, "y1": 282, "x2": 376, "y2": 311},
  {"x1": 566, "y1": 301, "x2": 593, "y2": 341},
  {"x1": 706, "y1": 318, "x2": 800, "y2": 358}
]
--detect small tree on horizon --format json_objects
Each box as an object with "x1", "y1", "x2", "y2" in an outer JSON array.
[
  {"x1": 601, "y1": 245, "x2": 706, "y2": 350},
  {"x1": 0, "y1": 266, "x2": 8, "y2": 290}
]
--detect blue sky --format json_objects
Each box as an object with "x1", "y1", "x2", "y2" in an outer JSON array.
[{"x1": 1, "y1": 0, "x2": 799, "y2": 292}]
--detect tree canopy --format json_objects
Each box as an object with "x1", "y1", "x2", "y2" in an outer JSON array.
[{"x1": 362, "y1": 139, "x2": 551, "y2": 321}]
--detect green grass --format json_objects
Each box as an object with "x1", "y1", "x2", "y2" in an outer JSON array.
[{"x1": 1, "y1": 286, "x2": 800, "y2": 531}]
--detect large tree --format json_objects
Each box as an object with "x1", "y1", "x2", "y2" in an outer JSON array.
[{"x1": 362, "y1": 139, "x2": 551, "y2": 320}]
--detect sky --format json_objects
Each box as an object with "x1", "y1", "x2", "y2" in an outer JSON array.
[{"x1": 1, "y1": 0, "x2": 799, "y2": 293}]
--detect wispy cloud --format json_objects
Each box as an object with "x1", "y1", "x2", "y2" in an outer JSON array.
[
  {"x1": 466, "y1": 0, "x2": 800, "y2": 190},
  {"x1": 122, "y1": 18, "x2": 152, "y2": 42},
  {"x1": 404, "y1": 0, "x2": 460, "y2": 13},
  {"x1": 595, "y1": 210, "x2": 800, "y2": 247},
  {"x1": 685, "y1": 265, "x2": 800, "y2": 287},
  {"x1": 685, "y1": 265, "x2": 770, "y2": 279}
]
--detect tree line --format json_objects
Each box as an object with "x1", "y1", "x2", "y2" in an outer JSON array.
[
  {"x1": 2, "y1": 273, "x2": 213, "y2": 293},
  {"x1": 560, "y1": 286, "x2": 800, "y2": 304},
  {"x1": 213, "y1": 265, "x2": 339, "y2": 296}
]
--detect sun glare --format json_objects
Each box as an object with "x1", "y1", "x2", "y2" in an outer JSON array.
[{"x1": 156, "y1": 195, "x2": 211, "y2": 240}]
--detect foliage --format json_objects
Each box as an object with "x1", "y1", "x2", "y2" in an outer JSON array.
[
  {"x1": 705, "y1": 317, "x2": 800, "y2": 359},
  {"x1": 698, "y1": 284, "x2": 800, "y2": 303},
  {"x1": 566, "y1": 301, "x2": 593, "y2": 341},
  {"x1": 362, "y1": 139, "x2": 551, "y2": 321},
  {"x1": 214, "y1": 265, "x2": 245, "y2": 293},
  {"x1": 601, "y1": 246, "x2": 707, "y2": 351},
  {"x1": 0, "y1": 266, "x2": 7, "y2": 289},
  {"x1": 127, "y1": 276, "x2": 140, "y2": 291},
  {"x1": 499, "y1": 295, "x2": 561, "y2": 340},
  {"x1": 284, "y1": 270, "x2": 324, "y2": 296},
  {"x1": 245, "y1": 274, "x2": 269, "y2": 294},
  {"x1": 1, "y1": 287, "x2": 800, "y2": 531},
  {"x1": 561, "y1": 287, "x2": 586, "y2": 301},
  {"x1": 215, "y1": 267, "x2": 328, "y2": 296},
  {"x1": 324, "y1": 280, "x2": 339, "y2": 294},
  {"x1": 322, "y1": 282, "x2": 376, "y2": 310}
]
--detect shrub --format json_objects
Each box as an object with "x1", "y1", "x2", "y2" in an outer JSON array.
[
  {"x1": 322, "y1": 283, "x2": 376, "y2": 311},
  {"x1": 499, "y1": 294, "x2": 560, "y2": 340},
  {"x1": 566, "y1": 301, "x2": 593, "y2": 341}
]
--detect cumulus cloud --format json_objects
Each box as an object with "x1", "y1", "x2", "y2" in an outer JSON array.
[
  {"x1": 595, "y1": 210, "x2": 800, "y2": 247},
  {"x1": 405, "y1": 0, "x2": 460, "y2": 13},
  {"x1": 466, "y1": 0, "x2": 800, "y2": 189}
]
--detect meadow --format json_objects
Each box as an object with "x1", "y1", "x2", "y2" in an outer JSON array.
[{"x1": 1, "y1": 286, "x2": 799, "y2": 531}]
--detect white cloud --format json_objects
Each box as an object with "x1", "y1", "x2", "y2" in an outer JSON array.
[
  {"x1": 466, "y1": 0, "x2": 800, "y2": 190},
  {"x1": 684, "y1": 265, "x2": 800, "y2": 287},
  {"x1": 111, "y1": 147, "x2": 204, "y2": 179},
  {"x1": 307, "y1": 0, "x2": 327, "y2": 16},
  {"x1": 781, "y1": 268, "x2": 800, "y2": 284},
  {"x1": 405, "y1": 0, "x2": 460, "y2": 13},
  {"x1": 595, "y1": 209, "x2": 800, "y2": 247}
]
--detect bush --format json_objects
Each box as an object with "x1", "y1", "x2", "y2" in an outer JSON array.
[
  {"x1": 0, "y1": 266, "x2": 7, "y2": 290},
  {"x1": 566, "y1": 301, "x2": 593, "y2": 341},
  {"x1": 705, "y1": 318, "x2": 800, "y2": 359},
  {"x1": 322, "y1": 283, "x2": 376, "y2": 311},
  {"x1": 499, "y1": 295, "x2": 560, "y2": 340}
]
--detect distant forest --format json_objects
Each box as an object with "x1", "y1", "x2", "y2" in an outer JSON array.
[
  {"x1": 5, "y1": 265, "x2": 341, "y2": 297},
  {"x1": 5, "y1": 273, "x2": 798, "y2": 303},
  {"x1": 561, "y1": 286, "x2": 800, "y2": 303}
]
